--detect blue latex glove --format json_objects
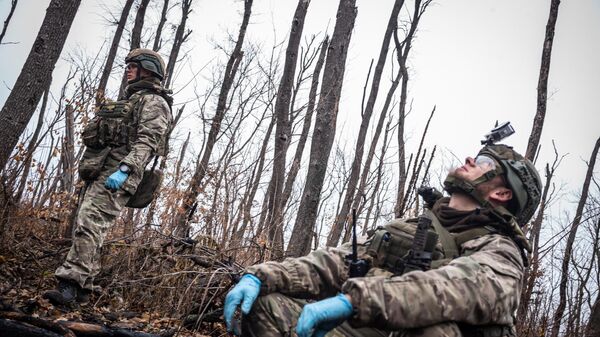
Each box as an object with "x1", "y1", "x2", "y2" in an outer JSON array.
[
  {"x1": 105, "y1": 170, "x2": 128, "y2": 190},
  {"x1": 224, "y1": 274, "x2": 261, "y2": 334},
  {"x1": 296, "y1": 293, "x2": 353, "y2": 337}
]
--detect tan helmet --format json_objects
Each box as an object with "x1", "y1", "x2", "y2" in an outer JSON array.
[{"x1": 125, "y1": 48, "x2": 166, "y2": 80}]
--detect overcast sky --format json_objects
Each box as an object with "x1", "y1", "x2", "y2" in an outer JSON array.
[{"x1": 1, "y1": 0, "x2": 599, "y2": 217}]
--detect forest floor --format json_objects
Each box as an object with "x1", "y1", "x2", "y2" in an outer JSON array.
[{"x1": 0, "y1": 210, "x2": 246, "y2": 337}]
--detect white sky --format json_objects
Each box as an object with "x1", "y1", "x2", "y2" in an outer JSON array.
[{"x1": 1, "y1": 0, "x2": 599, "y2": 217}]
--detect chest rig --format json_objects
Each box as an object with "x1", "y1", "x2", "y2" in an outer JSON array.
[
  {"x1": 361, "y1": 209, "x2": 517, "y2": 337},
  {"x1": 82, "y1": 92, "x2": 146, "y2": 150}
]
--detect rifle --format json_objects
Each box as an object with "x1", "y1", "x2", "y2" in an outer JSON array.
[
  {"x1": 398, "y1": 215, "x2": 438, "y2": 274},
  {"x1": 345, "y1": 209, "x2": 369, "y2": 278}
]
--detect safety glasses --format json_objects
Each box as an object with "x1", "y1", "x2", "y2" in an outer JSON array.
[{"x1": 474, "y1": 155, "x2": 497, "y2": 170}]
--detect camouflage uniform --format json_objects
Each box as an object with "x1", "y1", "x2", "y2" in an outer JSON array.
[
  {"x1": 55, "y1": 78, "x2": 172, "y2": 291},
  {"x1": 243, "y1": 202, "x2": 525, "y2": 337}
]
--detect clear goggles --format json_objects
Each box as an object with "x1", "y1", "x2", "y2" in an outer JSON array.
[{"x1": 474, "y1": 155, "x2": 497, "y2": 170}]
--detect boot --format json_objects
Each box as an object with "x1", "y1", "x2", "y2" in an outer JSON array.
[{"x1": 43, "y1": 278, "x2": 88, "y2": 307}]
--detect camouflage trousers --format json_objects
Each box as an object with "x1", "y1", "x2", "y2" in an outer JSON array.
[
  {"x1": 55, "y1": 172, "x2": 130, "y2": 291},
  {"x1": 241, "y1": 293, "x2": 464, "y2": 337}
]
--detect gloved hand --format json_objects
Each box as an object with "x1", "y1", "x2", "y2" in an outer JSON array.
[
  {"x1": 105, "y1": 170, "x2": 128, "y2": 190},
  {"x1": 296, "y1": 293, "x2": 353, "y2": 337},
  {"x1": 224, "y1": 274, "x2": 262, "y2": 334}
]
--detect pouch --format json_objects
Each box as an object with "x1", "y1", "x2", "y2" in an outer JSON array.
[
  {"x1": 82, "y1": 117, "x2": 104, "y2": 149},
  {"x1": 125, "y1": 169, "x2": 163, "y2": 208},
  {"x1": 78, "y1": 147, "x2": 111, "y2": 181}
]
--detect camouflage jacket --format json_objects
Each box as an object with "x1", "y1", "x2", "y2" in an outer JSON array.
[
  {"x1": 246, "y1": 216, "x2": 524, "y2": 330},
  {"x1": 80, "y1": 79, "x2": 172, "y2": 195}
]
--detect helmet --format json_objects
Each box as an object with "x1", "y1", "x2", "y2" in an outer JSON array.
[
  {"x1": 125, "y1": 48, "x2": 166, "y2": 80},
  {"x1": 444, "y1": 144, "x2": 542, "y2": 225}
]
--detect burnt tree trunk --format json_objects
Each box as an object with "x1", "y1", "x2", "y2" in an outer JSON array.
[
  {"x1": 152, "y1": 0, "x2": 170, "y2": 51},
  {"x1": 96, "y1": 0, "x2": 134, "y2": 104},
  {"x1": 164, "y1": 0, "x2": 192, "y2": 88},
  {"x1": 130, "y1": 0, "x2": 150, "y2": 49},
  {"x1": 59, "y1": 103, "x2": 75, "y2": 194},
  {"x1": 0, "y1": 0, "x2": 81, "y2": 172},
  {"x1": 281, "y1": 36, "x2": 329, "y2": 208},
  {"x1": 327, "y1": 0, "x2": 403, "y2": 247},
  {"x1": 0, "y1": 0, "x2": 18, "y2": 44},
  {"x1": 264, "y1": 0, "x2": 311, "y2": 259},
  {"x1": 550, "y1": 137, "x2": 600, "y2": 337},
  {"x1": 175, "y1": 0, "x2": 253, "y2": 237},
  {"x1": 347, "y1": 68, "x2": 401, "y2": 234},
  {"x1": 286, "y1": 0, "x2": 357, "y2": 258},
  {"x1": 393, "y1": 0, "x2": 427, "y2": 217},
  {"x1": 525, "y1": 0, "x2": 561, "y2": 161},
  {"x1": 14, "y1": 85, "x2": 50, "y2": 202}
]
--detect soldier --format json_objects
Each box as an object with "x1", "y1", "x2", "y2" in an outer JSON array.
[
  {"x1": 224, "y1": 143, "x2": 542, "y2": 337},
  {"x1": 44, "y1": 49, "x2": 173, "y2": 307}
]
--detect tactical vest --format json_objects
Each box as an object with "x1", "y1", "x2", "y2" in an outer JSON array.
[
  {"x1": 365, "y1": 210, "x2": 517, "y2": 337},
  {"x1": 82, "y1": 90, "x2": 169, "y2": 155}
]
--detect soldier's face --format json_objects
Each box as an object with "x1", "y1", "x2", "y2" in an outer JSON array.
[
  {"x1": 450, "y1": 155, "x2": 497, "y2": 182},
  {"x1": 126, "y1": 63, "x2": 138, "y2": 82}
]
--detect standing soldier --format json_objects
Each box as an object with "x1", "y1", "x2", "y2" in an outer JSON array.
[
  {"x1": 224, "y1": 140, "x2": 542, "y2": 337},
  {"x1": 44, "y1": 49, "x2": 173, "y2": 307}
]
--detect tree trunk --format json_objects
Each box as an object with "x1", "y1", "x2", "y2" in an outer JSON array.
[
  {"x1": 175, "y1": 0, "x2": 253, "y2": 237},
  {"x1": 152, "y1": 0, "x2": 170, "y2": 51},
  {"x1": 525, "y1": 0, "x2": 561, "y2": 161},
  {"x1": 14, "y1": 85, "x2": 50, "y2": 202},
  {"x1": 587, "y1": 291, "x2": 600, "y2": 337},
  {"x1": 164, "y1": 0, "x2": 192, "y2": 88},
  {"x1": 96, "y1": 0, "x2": 134, "y2": 104},
  {"x1": 327, "y1": 0, "x2": 404, "y2": 248},
  {"x1": 393, "y1": 0, "x2": 429, "y2": 218},
  {"x1": 130, "y1": 0, "x2": 150, "y2": 50},
  {"x1": 281, "y1": 36, "x2": 329, "y2": 208},
  {"x1": 59, "y1": 103, "x2": 75, "y2": 194},
  {"x1": 264, "y1": 0, "x2": 311, "y2": 259},
  {"x1": 0, "y1": 0, "x2": 81, "y2": 172},
  {"x1": 285, "y1": 0, "x2": 357, "y2": 258},
  {"x1": 345, "y1": 68, "x2": 401, "y2": 239},
  {"x1": 550, "y1": 137, "x2": 600, "y2": 337},
  {"x1": 0, "y1": 0, "x2": 18, "y2": 44}
]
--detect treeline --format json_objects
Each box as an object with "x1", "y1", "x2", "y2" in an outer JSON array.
[{"x1": 0, "y1": 0, "x2": 599, "y2": 336}]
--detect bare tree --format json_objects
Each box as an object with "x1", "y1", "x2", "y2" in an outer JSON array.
[
  {"x1": 525, "y1": 0, "x2": 561, "y2": 161},
  {"x1": 286, "y1": 0, "x2": 357, "y2": 258},
  {"x1": 152, "y1": 0, "x2": 170, "y2": 52},
  {"x1": 131, "y1": 0, "x2": 151, "y2": 49},
  {"x1": 393, "y1": 0, "x2": 431, "y2": 217},
  {"x1": 164, "y1": 0, "x2": 193, "y2": 89},
  {"x1": 550, "y1": 137, "x2": 600, "y2": 337},
  {"x1": 96, "y1": 0, "x2": 135, "y2": 104},
  {"x1": 0, "y1": 0, "x2": 18, "y2": 44},
  {"x1": 281, "y1": 36, "x2": 329, "y2": 209},
  {"x1": 0, "y1": 0, "x2": 81, "y2": 172},
  {"x1": 13, "y1": 84, "x2": 51, "y2": 203},
  {"x1": 175, "y1": 0, "x2": 253, "y2": 237},
  {"x1": 264, "y1": 0, "x2": 312, "y2": 258},
  {"x1": 327, "y1": 0, "x2": 404, "y2": 247},
  {"x1": 517, "y1": 141, "x2": 564, "y2": 329}
]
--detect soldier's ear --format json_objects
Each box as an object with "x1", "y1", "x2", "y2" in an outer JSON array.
[{"x1": 488, "y1": 187, "x2": 512, "y2": 203}]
